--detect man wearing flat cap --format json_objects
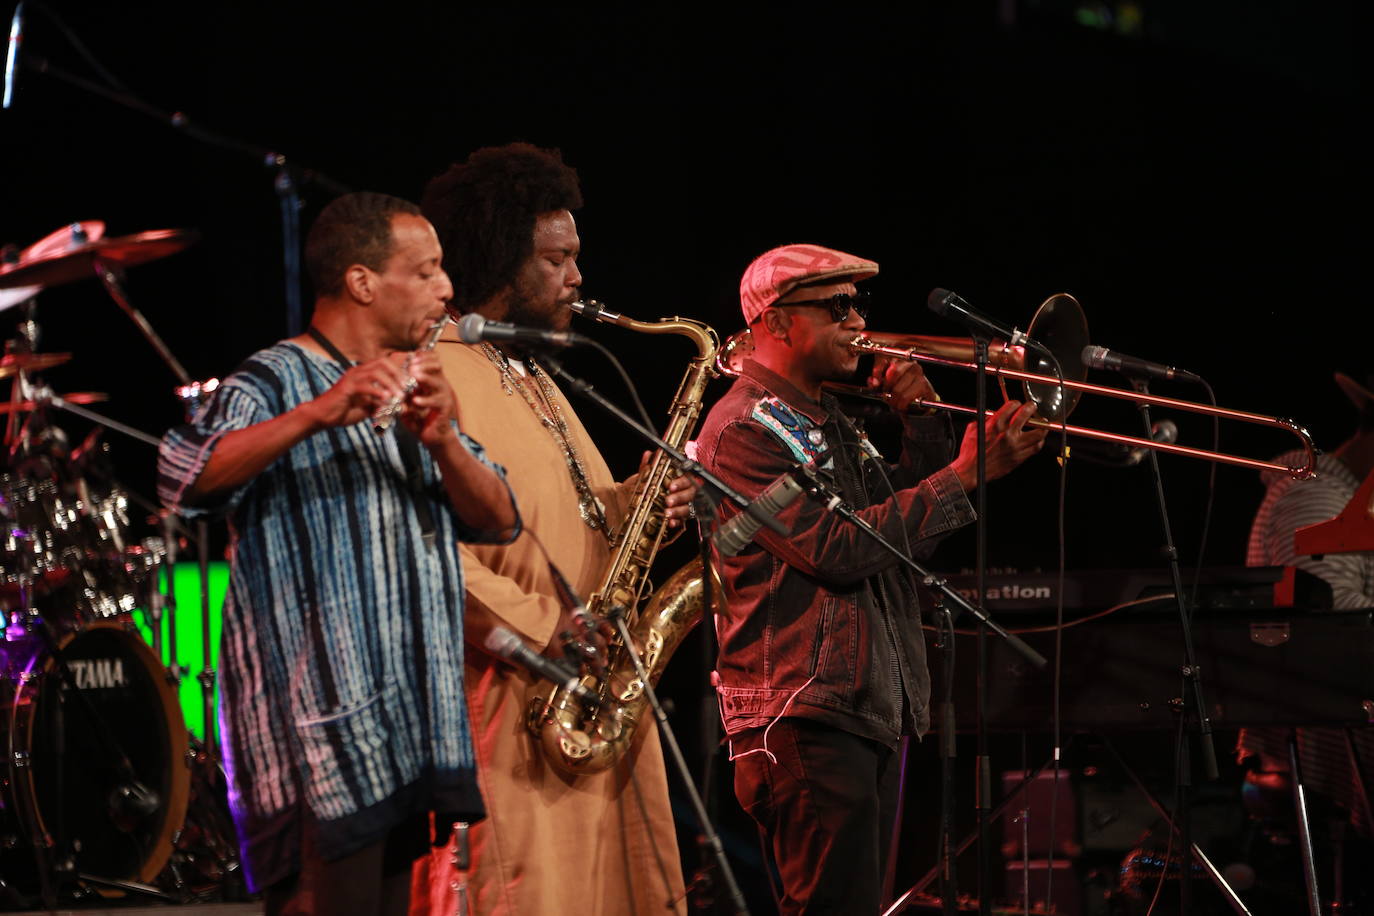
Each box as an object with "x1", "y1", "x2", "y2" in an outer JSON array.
[{"x1": 693, "y1": 243, "x2": 1045, "y2": 912}]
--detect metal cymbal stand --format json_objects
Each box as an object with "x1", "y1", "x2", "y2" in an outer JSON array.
[{"x1": 17, "y1": 2, "x2": 350, "y2": 336}]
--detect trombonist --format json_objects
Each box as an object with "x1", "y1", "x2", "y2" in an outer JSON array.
[
  {"x1": 157, "y1": 192, "x2": 518, "y2": 916},
  {"x1": 693, "y1": 244, "x2": 1045, "y2": 913}
]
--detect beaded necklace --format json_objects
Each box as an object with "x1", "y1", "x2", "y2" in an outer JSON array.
[{"x1": 480, "y1": 343, "x2": 609, "y2": 535}]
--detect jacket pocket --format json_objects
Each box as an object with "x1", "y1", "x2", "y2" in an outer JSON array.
[{"x1": 810, "y1": 594, "x2": 857, "y2": 703}]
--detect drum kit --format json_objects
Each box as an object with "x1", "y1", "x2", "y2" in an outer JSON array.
[{"x1": 0, "y1": 223, "x2": 244, "y2": 908}]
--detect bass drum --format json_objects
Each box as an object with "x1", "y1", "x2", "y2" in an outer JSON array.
[{"x1": 0, "y1": 620, "x2": 190, "y2": 899}]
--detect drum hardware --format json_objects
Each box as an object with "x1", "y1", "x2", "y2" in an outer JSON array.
[
  {"x1": 0, "y1": 283, "x2": 41, "y2": 313},
  {"x1": 0, "y1": 390, "x2": 106, "y2": 414},
  {"x1": 0, "y1": 222, "x2": 243, "y2": 908},
  {"x1": 0, "y1": 227, "x2": 196, "y2": 291},
  {"x1": 1, "y1": 618, "x2": 190, "y2": 907},
  {"x1": 0, "y1": 349, "x2": 70, "y2": 379},
  {"x1": 0, "y1": 210, "x2": 249, "y2": 905},
  {"x1": 5, "y1": 223, "x2": 228, "y2": 767},
  {"x1": 0, "y1": 222, "x2": 107, "y2": 315}
]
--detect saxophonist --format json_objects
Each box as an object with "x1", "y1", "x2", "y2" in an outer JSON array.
[{"x1": 408, "y1": 143, "x2": 693, "y2": 915}]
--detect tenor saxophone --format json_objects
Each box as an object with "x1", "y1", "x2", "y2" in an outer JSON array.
[{"x1": 526, "y1": 300, "x2": 719, "y2": 775}]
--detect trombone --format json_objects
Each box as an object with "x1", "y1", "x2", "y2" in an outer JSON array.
[{"x1": 716, "y1": 293, "x2": 1316, "y2": 479}]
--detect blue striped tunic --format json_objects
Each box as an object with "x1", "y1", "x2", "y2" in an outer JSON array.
[{"x1": 157, "y1": 342, "x2": 515, "y2": 891}]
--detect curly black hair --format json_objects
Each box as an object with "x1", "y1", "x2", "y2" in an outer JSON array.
[
  {"x1": 304, "y1": 191, "x2": 421, "y2": 297},
  {"x1": 421, "y1": 143, "x2": 582, "y2": 314}
]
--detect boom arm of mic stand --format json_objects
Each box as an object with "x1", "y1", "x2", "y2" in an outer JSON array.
[
  {"x1": 28, "y1": 54, "x2": 350, "y2": 193},
  {"x1": 29, "y1": 51, "x2": 348, "y2": 337},
  {"x1": 537, "y1": 355, "x2": 756, "y2": 519},
  {"x1": 40, "y1": 390, "x2": 164, "y2": 448}
]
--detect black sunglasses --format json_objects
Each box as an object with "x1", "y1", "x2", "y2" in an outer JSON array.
[{"x1": 774, "y1": 289, "x2": 871, "y2": 323}]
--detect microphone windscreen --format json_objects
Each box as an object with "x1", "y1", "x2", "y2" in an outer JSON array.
[
  {"x1": 484, "y1": 625, "x2": 521, "y2": 658},
  {"x1": 457, "y1": 312, "x2": 486, "y2": 344},
  {"x1": 927, "y1": 288, "x2": 955, "y2": 314},
  {"x1": 1081, "y1": 345, "x2": 1108, "y2": 369},
  {"x1": 1153, "y1": 419, "x2": 1179, "y2": 444}
]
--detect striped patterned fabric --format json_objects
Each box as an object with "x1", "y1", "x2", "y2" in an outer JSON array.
[
  {"x1": 1243, "y1": 448, "x2": 1373, "y2": 835},
  {"x1": 1247, "y1": 449, "x2": 1374, "y2": 609},
  {"x1": 158, "y1": 342, "x2": 513, "y2": 891}
]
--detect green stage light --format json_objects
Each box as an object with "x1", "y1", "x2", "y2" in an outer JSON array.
[{"x1": 133, "y1": 561, "x2": 230, "y2": 742}]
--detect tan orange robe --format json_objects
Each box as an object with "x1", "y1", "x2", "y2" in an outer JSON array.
[{"x1": 409, "y1": 331, "x2": 686, "y2": 915}]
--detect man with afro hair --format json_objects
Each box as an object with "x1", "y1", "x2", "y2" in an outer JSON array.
[{"x1": 408, "y1": 143, "x2": 691, "y2": 915}]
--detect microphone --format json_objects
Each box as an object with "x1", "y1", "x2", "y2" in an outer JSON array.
[
  {"x1": 927, "y1": 288, "x2": 1028, "y2": 346},
  {"x1": 1068, "y1": 419, "x2": 1178, "y2": 467},
  {"x1": 3, "y1": 1, "x2": 22, "y2": 110},
  {"x1": 713, "y1": 470, "x2": 806, "y2": 557},
  {"x1": 1126, "y1": 419, "x2": 1179, "y2": 465},
  {"x1": 457, "y1": 312, "x2": 590, "y2": 349},
  {"x1": 484, "y1": 625, "x2": 602, "y2": 707},
  {"x1": 1081, "y1": 345, "x2": 1201, "y2": 384},
  {"x1": 109, "y1": 779, "x2": 161, "y2": 823}
]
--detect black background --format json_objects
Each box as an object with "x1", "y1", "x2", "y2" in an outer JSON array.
[{"x1": 2, "y1": 1, "x2": 1364, "y2": 909}]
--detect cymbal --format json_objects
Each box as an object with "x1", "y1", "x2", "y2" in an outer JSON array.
[
  {"x1": 0, "y1": 221, "x2": 107, "y2": 305},
  {"x1": 19, "y1": 220, "x2": 107, "y2": 262},
  {"x1": 0, "y1": 228, "x2": 198, "y2": 290},
  {"x1": 0, "y1": 352, "x2": 72, "y2": 380},
  {"x1": 0, "y1": 391, "x2": 106, "y2": 414},
  {"x1": 0, "y1": 285, "x2": 41, "y2": 313}
]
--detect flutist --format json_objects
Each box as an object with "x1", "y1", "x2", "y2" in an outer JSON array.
[{"x1": 157, "y1": 192, "x2": 519, "y2": 916}]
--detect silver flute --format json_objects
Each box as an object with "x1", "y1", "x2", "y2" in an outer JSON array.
[{"x1": 372, "y1": 316, "x2": 452, "y2": 433}]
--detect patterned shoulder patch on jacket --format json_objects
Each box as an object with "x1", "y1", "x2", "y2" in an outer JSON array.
[{"x1": 751, "y1": 396, "x2": 828, "y2": 465}]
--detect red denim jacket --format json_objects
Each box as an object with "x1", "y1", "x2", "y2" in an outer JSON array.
[{"x1": 695, "y1": 360, "x2": 975, "y2": 745}]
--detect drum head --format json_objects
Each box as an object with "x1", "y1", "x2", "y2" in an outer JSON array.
[{"x1": 2, "y1": 621, "x2": 189, "y2": 893}]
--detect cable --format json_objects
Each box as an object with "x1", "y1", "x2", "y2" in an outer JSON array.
[
  {"x1": 931, "y1": 593, "x2": 1177, "y2": 637},
  {"x1": 585, "y1": 339, "x2": 656, "y2": 436}
]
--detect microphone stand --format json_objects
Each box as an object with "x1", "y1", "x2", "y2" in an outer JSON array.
[
  {"x1": 539, "y1": 353, "x2": 755, "y2": 916},
  {"x1": 94, "y1": 255, "x2": 222, "y2": 763},
  {"x1": 1131, "y1": 378, "x2": 1220, "y2": 915},
  {"x1": 23, "y1": 48, "x2": 350, "y2": 335},
  {"x1": 540, "y1": 354, "x2": 1049, "y2": 911},
  {"x1": 972, "y1": 335, "x2": 992, "y2": 916},
  {"x1": 686, "y1": 489, "x2": 728, "y2": 911}
]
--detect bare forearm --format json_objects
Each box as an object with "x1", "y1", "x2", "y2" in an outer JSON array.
[
  {"x1": 428, "y1": 432, "x2": 519, "y2": 539},
  {"x1": 189, "y1": 403, "x2": 324, "y2": 502}
]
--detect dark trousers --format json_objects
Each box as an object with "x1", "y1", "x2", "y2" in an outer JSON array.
[
  {"x1": 732, "y1": 718, "x2": 901, "y2": 915},
  {"x1": 264, "y1": 813, "x2": 426, "y2": 916}
]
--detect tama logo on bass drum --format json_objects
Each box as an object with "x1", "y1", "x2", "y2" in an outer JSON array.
[{"x1": 63, "y1": 657, "x2": 129, "y2": 690}]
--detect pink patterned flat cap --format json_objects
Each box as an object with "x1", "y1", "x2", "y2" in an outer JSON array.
[{"x1": 739, "y1": 243, "x2": 879, "y2": 324}]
